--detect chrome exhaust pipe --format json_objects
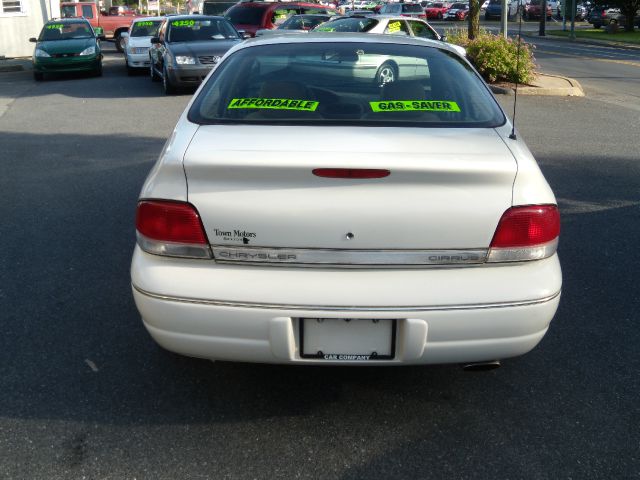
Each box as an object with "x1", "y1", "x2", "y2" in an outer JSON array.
[{"x1": 461, "y1": 360, "x2": 501, "y2": 372}]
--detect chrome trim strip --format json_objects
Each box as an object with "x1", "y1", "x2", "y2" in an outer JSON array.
[
  {"x1": 211, "y1": 246, "x2": 488, "y2": 266},
  {"x1": 132, "y1": 284, "x2": 561, "y2": 312}
]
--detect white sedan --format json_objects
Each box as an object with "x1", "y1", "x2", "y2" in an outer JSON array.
[
  {"x1": 121, "y1": 16, "x2": 164, "y2": 75},
  {"x1": 131, "y1": 34, "x2": 561, "y2": 367}
]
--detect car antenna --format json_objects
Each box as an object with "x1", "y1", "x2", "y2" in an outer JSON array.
[{"x1": 509, "y1": 0, "x2": 524, "y2": 141}]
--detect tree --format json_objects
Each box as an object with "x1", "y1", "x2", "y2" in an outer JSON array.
[
  {"x1": 596, "y1": 0, "x2": 640, "y2": 32},
  {"x1": 468, "y1": 0, "x2": 480, "y2": 39}
]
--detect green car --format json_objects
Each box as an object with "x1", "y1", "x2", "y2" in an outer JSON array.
[{"x1": 30, "y1": 19, "x2": 104, "y2": 81}]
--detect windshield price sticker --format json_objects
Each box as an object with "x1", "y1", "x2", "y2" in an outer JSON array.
[
  {"x1": 228, "y1": 98, "x2": 319, "y2": 111},
  {"x1": 136, "y1": 21, "x2": 155, "y2": 27},
  {"x1": 172, "y1": 19, "x2": 196, "y2": 27},
  {"x1": 46, "y1": 24, "x2": 64, "y2": 29},
  {"x1": 369, "y1": 100, "x2": 461, "y2": 112},
  {"x1": 387, "y1": 21, "x2": 401, "y2": 33}
]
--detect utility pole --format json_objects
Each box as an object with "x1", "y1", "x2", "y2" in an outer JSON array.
[
  {"x1": 500, "y1": 0, "x2": 508, "y2": 38},
  {"x1": 569, "y1": 0, "x2": 576, "y2": 39},
  {"x1": 539, "y1": 0, "x2": 547, "y2": 35}
]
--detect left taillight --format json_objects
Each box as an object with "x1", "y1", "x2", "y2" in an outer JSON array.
[
  {"x1": 487, "y1": 205, "x2": 560, "y2": 263},
  {"x1": 136, "y1": 200, "x2": 211, "y2": 259}
]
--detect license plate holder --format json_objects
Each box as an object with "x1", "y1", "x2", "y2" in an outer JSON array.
[{"x1": 299, "y1": 318, "x2": 397, "y2": 360}]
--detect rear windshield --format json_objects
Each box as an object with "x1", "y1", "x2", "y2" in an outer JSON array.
[
  {"x1": 189, "y1": 42, "x2": 505, "y2": 127},
  {"x1": 167, "y1": 18, "x2": 239, "y2": 42},
  {"x1": 131, "y1": 20, "x2": 163, "y2": 37},
  {"x1": 314, "y1": 18, "x2": 379, "y2": 32},
  {"x1": 225, "y1": 5, "x2": 266, "y2": 25},
  {"x1": 39, "y1": 21, "x2": 94, "y2": 41},
  {"x1": 450, "y1": 3, "x2": 467, "y2": 8},
  {"x1": 403, "y1": 4, "x2": 424, "y2": 12}
]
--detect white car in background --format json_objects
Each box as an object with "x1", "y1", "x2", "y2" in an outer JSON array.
[
  {"x1": 131, "y1": 34, "x2": 561, "y2": 368},
  {"x1": 122, "y1": 16, "x2": 164, "y2": 75}
]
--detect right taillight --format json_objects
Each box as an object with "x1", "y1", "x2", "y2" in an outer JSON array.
[
  {"x1": 136, "y1": 200, "x2": 211, "y2": 259},
  {"x1": 487, "y1": 205, "x2": 560, "y2": 263}
]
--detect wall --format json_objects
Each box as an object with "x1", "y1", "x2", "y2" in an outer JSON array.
[{"x1": 0, "y1": 0, "x2": 60, "y2": 58}]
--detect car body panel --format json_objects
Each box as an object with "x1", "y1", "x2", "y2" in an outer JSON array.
[{"x1": 183, "y1": 125, "x2": 517, "y2": 250}]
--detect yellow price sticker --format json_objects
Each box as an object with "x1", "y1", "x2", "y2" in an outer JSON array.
[
  {"x1": 369, "y1": 100, "x2": 461, "y2": 112},
  {"x1": 228, "y1": 98, "x2": 319, "y2": 111},
  {"x1": 387, "y1": 21, "x2": 401, "y2": 33}
]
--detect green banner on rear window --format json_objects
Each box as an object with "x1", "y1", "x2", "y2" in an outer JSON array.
[
  {"x1": 369, "y1": 100, "x2": 461, "y2": 112},
  {"x1": 46, "y1": 24, "x2": 64, "y2": 29},
  {"x1": 136, "y1": 21, "x2": 155, "y2": 27},
  {"x1": 228, "y1": 98, "x2": 319, "y2": 111}
]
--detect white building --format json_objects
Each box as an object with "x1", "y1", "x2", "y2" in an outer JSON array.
[{"x1": 1, "y1": 0, "x2": 60, "y2": 58}]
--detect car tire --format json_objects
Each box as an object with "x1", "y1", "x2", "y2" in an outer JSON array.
[
  {"x1": 150, "y1": 63, "x2": 160, "y2": 82},
  {"x1": 33, "y1": 72, "x2": 44, "y2": 81},
  {"x1": 375, "y1": 61, "x2": 397, "y2": 86},
  {"x1": 484, "y1": 12, "x2": 490, "y2": 20},
  {"x1": 93, "y1": 62, "x2": 103, "y2": 77},
  {"x1": 115, "y1": 33, "x2": 125, "y2": 53},
  {"x1": 438, "y1": 12, "x2": 443, "y2": 19},
  {"x1": 162, "y1": 65, "x2": 177, "y2": 95},
  {"x1": 126, "y1": 61, "x2": 134, "y2": 76}
]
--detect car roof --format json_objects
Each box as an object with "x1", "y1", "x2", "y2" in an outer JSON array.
[
  {"x1": 132, "y1": 16, "x2": 165, "y2": 22},
  {"x1": 238, "y1": 31, "x2": 453, "y2": 52},
  {"x1": 46, "y1": 18, "x2": 91, "y2": 23}
]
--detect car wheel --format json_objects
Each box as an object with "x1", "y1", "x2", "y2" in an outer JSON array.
[
  {"x1": 126, "y1": 60, "x2": 134, "y2": 76},
  {"x1": 92, "y1": 62, "x2": 103, "y2": 77},
  {"x1": 484, "y1": 12, "x2": 490, "y2": 20},
  {"x1": 375, "y1": 62, "x2": 397, "y2": 86},
  {"x1": 115, "y1": 33, "x2": 125, "y2": 53},
  {"x1": 438, "y1": 12, "x2": 443, "y2": 19},
  {"x1": 162, "y1": 65, "x2": 177, "y2": 95},
  {"x1": 593, "y1": 22, "x2": 601, "y2": 28},
  {"x1": 150, "y1": 63, "x2": 160, "y2": 82},
  {"x1": 33, "y1": 71, "x2": 44, "y2": 81}
]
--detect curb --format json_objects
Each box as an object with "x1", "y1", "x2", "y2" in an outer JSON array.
[
  {"x1": 491, "y1": 73, "x2": 584, "y2": 96},
  {"x1": 0, "y1": 65, "x2": 24, "y2": 73}
]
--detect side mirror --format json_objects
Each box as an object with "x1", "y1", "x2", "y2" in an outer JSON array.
[
  {"x1": 237, "y1": 30, "x2": 251, "y2": 39},
  {"x1": 29, "y1": 37, "x2": 37, "y2": 43},
  {"x1": 120, "y1": 31, "x2": 129, "y2": 38},
  {"x1": 150, "y1": 37, "x2": 162, "y2": 44},
  {"x1": 98, "y1": 34, "x2": 106, "y2": 41},
  {"x1": 94, "y1": 26, "x2": 104, "y2": 35},
  {"x1": 440, "y1": 35, "x2": 448, "y2": 42}
]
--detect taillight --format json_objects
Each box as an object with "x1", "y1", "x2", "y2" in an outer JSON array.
[
  {"x1": 136, "y1": 200, "x2": 211, "y2": 259},
  {"x1": 313, "y1": 168, "x2": 390, "y2": 179},
  {"x1": 487, "y1": 205, "x2": 560, "y2": 263}
]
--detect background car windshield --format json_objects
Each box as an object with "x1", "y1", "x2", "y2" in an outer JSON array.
[
  {"x1": 39, "y1": 22, "x2": 94, "y2": 41},
  {"x1": 131, "y1": 20, "x2": 163, "y2": 37},
  {"x1": 314, "y1": 18, "x2": 378, "y2": 32},
  {"x1": 450, "y1": 3, "x2": 467, "y2": 8},
  {"x1": 168, "y1": 19, "x2": 239, "y2": 42},
  {"x1": 189, "y1": 42, "x2": 505, "y2": 127},
  {"x1": 403, "y1": 4, "x2": 424, "y2": 12},
  {"x1": 225, "y1": 6, "x2": 265, "y2": 25}
]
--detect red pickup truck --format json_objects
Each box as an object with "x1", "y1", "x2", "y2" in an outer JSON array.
[{"x1": 60, "y1": 2, "x2": 139, "y2": 52}]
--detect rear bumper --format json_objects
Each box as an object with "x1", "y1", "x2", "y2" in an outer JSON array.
[{"x1": 131, "y1": 247, "x2": 562, "y2": 365}]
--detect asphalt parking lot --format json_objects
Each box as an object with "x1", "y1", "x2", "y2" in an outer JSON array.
[{"x1": 1, "y1": 41, "x2": 639, "y2": 479}]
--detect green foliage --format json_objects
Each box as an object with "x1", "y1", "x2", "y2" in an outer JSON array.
[{"x1": 446, "y1": 29, "x2": 537, "y2": 83}]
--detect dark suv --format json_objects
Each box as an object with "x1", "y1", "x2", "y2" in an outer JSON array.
[{"x1": 225, "y1": 1, "x2": 333, "y2": 36}]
